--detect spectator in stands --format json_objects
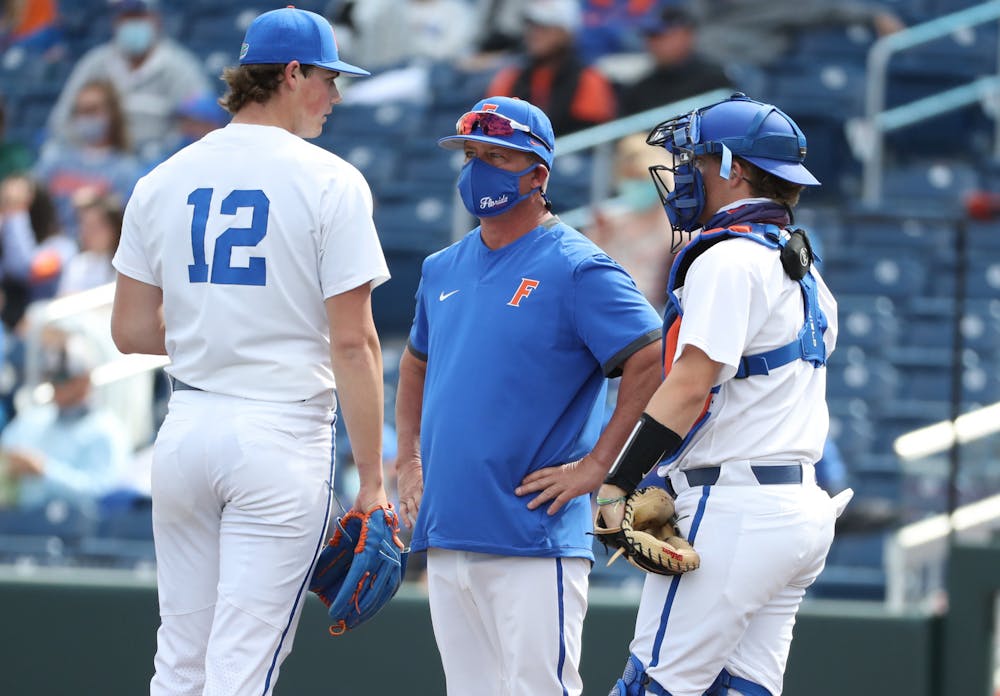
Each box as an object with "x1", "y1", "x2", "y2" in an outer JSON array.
[
  {"x1": 150, "y1": 91, "x2": 229, "y2": 163},
  {"x1": 0, "y1": 327, "x2": 130, "y2": 510},
  {"x1": 471, "y1": 0, "x2": 529, "y2": 57},
  {"x1": 578, "y1": 0, "x2": 658, "y2": 64},
  {"x1": 45, "y1": 0, "x2": 209, "y2": 160},
  {"x1": 35, "y1": 79, "x2": 144, "y2": 239},
  {"x1": 585, "y1": 132, "x2": 674, "y2": 307},
  {"x1": 327, "y1": 0, "x2": 477, "y2": 71},
  {"x1": 56, "y1": 191, "x2": 121, "y2": 296},
  {"x1": 692, "y1": 0, "x2": 905, "y2": 67},
  {"x1": 0, "y1": 0, "x2": 64, "y2": 61},
  {"x1": 485, "y1": 0, "x2": 618, "y2": 135},
  {"x1": 0, "y1": 174, "x2": 75, "y2": 328},
  {"x1": 0, "y1": 96, "x2": 33, "y2": 181},
  {"x1": 617, "y1": 1, "x2": 731, "y2": 117}
]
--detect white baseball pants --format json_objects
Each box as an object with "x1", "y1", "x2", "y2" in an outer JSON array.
[
  {"x1": 149, "y1": 389, "x2": 335, "y2": 696},
  {"x1": 426, "y1": 549, "x2": 589, "y2": 696}
]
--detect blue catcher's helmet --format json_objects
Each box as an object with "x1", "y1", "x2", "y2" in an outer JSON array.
[{"x1": 646, "y1": 93, "x2": 819, "y2": 242}]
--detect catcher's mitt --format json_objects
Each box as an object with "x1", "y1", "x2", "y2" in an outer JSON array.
[
  {"x1": 309, "y1": 504, "x2": 409, "y2": 636},
  {"x1": 594, "y1": 487, "x2": 700, "y2": 575}
]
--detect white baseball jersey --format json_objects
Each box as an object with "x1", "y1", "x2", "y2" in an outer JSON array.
[
  {"x1": 660, "y1": 236, "x2": 839, "y2": 475},
  {"x1": 631, "y1": 222, "x2": 842, "y2": 696},
  {"x1": 113, "y1": 123, "x2": 389, "y2": 402}
]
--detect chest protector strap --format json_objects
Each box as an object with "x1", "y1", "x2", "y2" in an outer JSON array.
[{"x1": 665, "y1": 222, "x2": 827, "y2": 379}]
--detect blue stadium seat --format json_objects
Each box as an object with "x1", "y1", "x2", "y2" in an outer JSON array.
[
  {"x1": 548, "y1": 152, "x2": 594, "y2": 213},
  {"x1": 888, "y1": 22, "x2": 997, "y2": 80},
  {"x1": 764, "y1": 60, "x2": 867, "y2": 118},
  {"x1": 809, "y1": 530, "x2": 888, "y2": 601},
  {"x1": 329, "y1": 102, "x2": 428, "y2": 138},
  {"x1": 835, "y1": 294, "x2": 900, "y2": 352},
  {"x1": 960, "y1": 299, "x2": 1000, "y2": 352},
  {"x1": 374, "y1": 194, "x2": 453, "y2": 253},
  {"x1": 828, "y1": 404, "x2": 877, "y2": 462},
  {"x1": 374, "y1": 250, "x2": 426, "y2": 337},
  {"x1": 822, "y1": 256, "x2": 928, "y2": 300},
  {"x1": 0, "y1": 499, "x2": 98, "y2": 564},
  {"x1": 76, "y1": 497, "x2": 155, "y2": 567},
  {"x1": 879, "y1": 161, "x2": 980, "y2": 214},
  {"x1": 826, "y1": 351, "x2": 900, "y2": 405},
  {"x1": 965, "y1": 258, "x2": 1000, "y2": 299},
  {"x1": 401, "y1": 140, "x2": 464, "y2": 187}
]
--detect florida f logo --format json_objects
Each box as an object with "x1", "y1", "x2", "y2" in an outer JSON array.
[{"x1": 508, "y1": 278, "x2": 539, "y2": 307}]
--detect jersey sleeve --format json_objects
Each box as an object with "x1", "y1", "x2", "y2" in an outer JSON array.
[
  {"x1": 406, "y1": 273, "x2": 429, "y2": 361},
  {"x1": 111, "y1": 176, "x2": 158, "y2": 286},
  {"x1": 573, "y1": 254, "x2": 661, "y2": 377},
  {"x1": 319, "y1": 165, "x2": 390, "y2": 299},
  {"x1": 675, "y1": 244, "x2": 761, "y2": 380}
]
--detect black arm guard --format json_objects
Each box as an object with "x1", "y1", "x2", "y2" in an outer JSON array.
[{"x1": 604, "y1": 413, "x2": 683, "y2": 494}]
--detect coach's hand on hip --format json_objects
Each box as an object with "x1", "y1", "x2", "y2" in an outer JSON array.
[{"x1": 517, "y1": 455, "x2": 607, "y2": 515}]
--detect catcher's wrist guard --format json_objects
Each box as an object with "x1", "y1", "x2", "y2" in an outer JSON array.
[{"x1": 605, "y1": 413, "x2": 682, "y2": 493}]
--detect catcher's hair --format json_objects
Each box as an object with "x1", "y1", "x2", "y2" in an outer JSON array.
[
  {"x1": 702, "y1": 154, "x2": 805, "y2": 208},
  {"x1": 219, "y1": 63, "x2": 315, "y2": 114}
]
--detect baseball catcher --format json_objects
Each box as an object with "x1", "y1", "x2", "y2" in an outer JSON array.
[
  {"x1": 310, "y1": 504, "x2": 409, "y2": 635},
  {"x1": 595, "y1": 486, "x2": 699, "y2": 575}
]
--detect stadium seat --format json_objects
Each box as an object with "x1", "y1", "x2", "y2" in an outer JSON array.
[
  {"x1": 77, "y1": 497, "x2": 155, "y2": 568},
  {"x1": 826, "y1": 351, "x2": 900, "y2": 405},
  {"x1": 879, "y1": 161, "x2": 980, "y2": 214},
  {"x1": 374, "y1": 194, "x2": 454, "y2": 253},
  {"x1": 965, "y1": 258, "x2": 1000, "y2": 299},
  {"x1": 0, "y1": 499, "x2": 98, "y2": 564},
  {"x1": 374, "y1": 250, "x2": 425, "y2": 337},
  {"x1": 547, "y1": 152, "x2": 595, "y2": 213},
  {"x1": 835, "y1": 293, "x2": 900, "y2": 353},
  {"x1": 822, "y1": 255, "x2": 928, "y2": 300}
]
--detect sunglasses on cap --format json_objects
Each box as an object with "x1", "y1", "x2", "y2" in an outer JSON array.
[{"x1": 455, "y1": 111, "x2": 552, "y2": 152}]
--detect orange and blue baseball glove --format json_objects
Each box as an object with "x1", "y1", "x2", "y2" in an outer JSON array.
[{"x1": 309, "y1": 504, "x2": 409, "y2": 635}]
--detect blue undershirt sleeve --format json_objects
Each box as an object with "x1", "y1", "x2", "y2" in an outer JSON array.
[{"x1": 407, "y1": 275, "x2": 429, "y2": 361}]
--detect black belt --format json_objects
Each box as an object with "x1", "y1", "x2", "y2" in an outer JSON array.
[
  {"x1": 685, "y1": 464, "x2": 803, "y2": 487},
  {"x1": 170, "y1": 377, "x2": 202, "y2": 392}
]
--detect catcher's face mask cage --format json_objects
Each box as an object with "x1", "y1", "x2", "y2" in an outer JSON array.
[
  {"x1": 645, "y1": 92, "x2": 819, "y2": 250},
  {"x1": 647, "y1": 109, "x2": 706, "y2": 250}
]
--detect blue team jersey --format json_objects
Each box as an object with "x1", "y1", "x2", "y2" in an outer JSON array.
[{"x1": 407, "y1": 218, "x2": 661, "y2": 559}]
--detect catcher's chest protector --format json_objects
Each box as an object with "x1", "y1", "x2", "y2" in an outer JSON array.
[{"x1": 658, "y1": 222, "x2": 830, "y2": 466}]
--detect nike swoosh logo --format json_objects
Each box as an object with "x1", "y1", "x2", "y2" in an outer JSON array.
[{"x1": 439, "y1": 290, "x2": 460, "y2": 301}]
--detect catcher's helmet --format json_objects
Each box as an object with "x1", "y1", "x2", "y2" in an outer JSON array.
[{"x1": 646, "y1": 93, "x2": 819, "y2": 240}]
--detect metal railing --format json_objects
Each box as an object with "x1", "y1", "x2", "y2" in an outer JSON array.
[
  {"x1": 19, "y1": 283, "x2": 169, "y2": 450},
  {"x1": 859, "y1": 0, "x2": 1000, "y2": 206}
]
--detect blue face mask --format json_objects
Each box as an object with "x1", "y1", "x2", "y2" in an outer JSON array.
[
  {"x1": 115, "y1": 18, "x2": 156, "y2": 56},
  {"x1": 617, "y1": 178, "x2": 662, "y2": 211},
  {"x1": 457, "y1": 158, "x2": 540, "y2": 218},
  {"x1": 69, "y1": 114, "x2": 109, "y2": 145}
]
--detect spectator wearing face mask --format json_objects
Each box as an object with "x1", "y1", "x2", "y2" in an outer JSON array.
[
  {"x1": 34, "y1": 79, "x2": 144, "y2": 239},
  {"x1": 45, "y1": 0, "x2": 210, "y2": 160},
  {"x1": 584, "y1": 132, "x2": 676, "y2": 307}
]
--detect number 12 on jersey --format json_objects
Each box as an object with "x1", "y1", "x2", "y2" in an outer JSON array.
[{"x1": 187, "y1": 188, "x2": 270, "y2": 286}]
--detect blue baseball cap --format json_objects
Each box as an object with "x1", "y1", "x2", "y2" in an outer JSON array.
[
  {"x1": 640, "y1": 2, "x2": 697, "y2": 35},
  {"x1": 176, "y1": 93, "x2": 229, "y2": 126},
  {"x1": 239, "y1": 6, "x2": 370, "y2": 77},
  {"x1": 438, "y1": 96, "x2": 555, "y2": 168}
]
